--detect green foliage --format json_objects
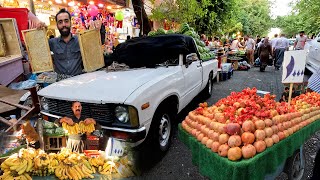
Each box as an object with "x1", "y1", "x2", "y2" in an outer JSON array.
[{"x1": 273, "y1": 0, "x2": 320, "y2": 36}]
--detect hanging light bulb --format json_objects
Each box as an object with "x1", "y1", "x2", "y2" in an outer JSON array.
[
  {"x1": 107, "y1": 6, "x2": 112, "y2": 9},
  {"x1": 63, "y1": 0, "x2": 67, "y2": 3},
  {"x1": 68, "y1": 1, "x2": 75, "y2": 6},
  {"x1": 98, "y1": 3, "x2": 103, "y2": 8},
  {"x1": 89, "y1": 1, "x2": 94, "y2": 5},
  {"x1": 55, "y1": 0, "x2": 62, "y2": 3},
  {"x1": 48, "y1": 1, "x2": 53, "y2": 5}
]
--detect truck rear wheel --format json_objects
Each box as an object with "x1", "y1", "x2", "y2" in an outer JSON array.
[
  {"x1": 284, "y1": 149, "x2": 305, "y2": 180},
  {"x1": 202, "y1": 72, "x2": 213, "y2": 98}
]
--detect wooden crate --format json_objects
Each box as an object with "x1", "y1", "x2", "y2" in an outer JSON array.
[
  {"x1": 22, "y1": 29, "x2": 53, "y2": 73},
  {"x1": 0, "y1": 18, "x2": 23, "y2": 85},
  {"x1": 44, "y1": 136, "x2": 67, "y2": 151},
  {"x1": 78, "y1": 29, "x2": 105, "y2": 72}
]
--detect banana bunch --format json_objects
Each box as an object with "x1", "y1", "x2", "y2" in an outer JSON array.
[
  {"x1": 79, "y1": 121, "x2": 95, "y2": 134},
  {"x1": 18, "y1": 148, "x2": 37, "y2": 160},
  {"x1": 33, "y1": 153, "x2": 51, "y2": 176},
  {"x1": 62, "y1": 122, "x2": 79, "y2": 135},
  {"x1": 0, "y1": 171, "x2": 32, "y2": 180},
  {"x1": 1, "y1": 155, "x2": 33, "y2": 175},
  {"x1": 98, "y1": 161, "x2": 118, "y2": 175},
  {"x1": 55, "y1": 163, "x2": 95, "y2": 180},
  {"x1": 48, "y1": 153, "x2": 59, "y2": 174},
  {"x1": 57, "y1": 148, "x2": 72, "y2": 161},
  {"x1": 88, "y1": 156, "x2": 105, "y2": 168}
]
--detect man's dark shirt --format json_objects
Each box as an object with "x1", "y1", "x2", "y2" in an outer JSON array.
[{"x1": 49, "y1": 35, "x2": 83, "y2": 76}]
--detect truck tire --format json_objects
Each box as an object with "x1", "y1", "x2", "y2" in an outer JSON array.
[
  {"x1": 284, "y1": 149, "x2": 305, "y2": 180},
  {"x1": 202, "y1": 72, "x2": 213, "y2": 98},
  {"x1": 149, "y1": 105, "x2": 173, "y2": 152}
]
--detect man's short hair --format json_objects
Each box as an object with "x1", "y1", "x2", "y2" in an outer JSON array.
[
  {"x1": 55, "y1": 8, "x2": 71, "y2": 22},
  {"x1": 274, "y1": 34, "x2": 278, "y2": 37},
  {"x1": 285, "y1": 87, "x2": 289, "y2": 90},
  {"x1": 72, "y1": 101, "x2": 81, "y2": 107},
  {"x1": 299, "y1": 31, "x2": 305, "y2": 34}
]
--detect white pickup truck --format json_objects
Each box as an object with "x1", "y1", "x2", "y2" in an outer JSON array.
[
  {"x1": 305, "y1": 33, "x2": 320, "y2": 73},
  {"x1": 38, "y1": 35, "x2": 218, "y2": 152}
]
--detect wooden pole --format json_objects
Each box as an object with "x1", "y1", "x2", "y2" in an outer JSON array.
[
  {"x1": 288, "y1": 83, "x2": 294, "y2": 108},
  {"x1": 29, "y1": 0, "x2": 36, "y2": 15}
]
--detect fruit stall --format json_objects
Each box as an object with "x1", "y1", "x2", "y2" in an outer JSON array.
[{"x1": 179, "y1": 88, "x2": 320, "y2": 180}]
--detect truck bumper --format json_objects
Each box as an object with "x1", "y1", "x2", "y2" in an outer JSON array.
[{"x1": 41, "y1": 111, "x2": 147, "y2": 143}]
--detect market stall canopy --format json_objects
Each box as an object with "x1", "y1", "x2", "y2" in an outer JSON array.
[{"x1": 110, "y1": 34, "x2": 200, "y2": 68}]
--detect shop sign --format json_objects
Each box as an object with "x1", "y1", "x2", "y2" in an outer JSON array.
[
  {"x1": 35, "y1": 4, "x2": 54, "y2": 15},
  {"x1": 282, "y1": 50, "x2": 307, "y2": 83}
]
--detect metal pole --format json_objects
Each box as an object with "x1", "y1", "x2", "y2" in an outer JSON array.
[
  {"x1": 141, "y1": 7, "x2": 143, "y2": 36},
  {"x1": 29, "y1": 0, "x2": 36, "y2": 15}
]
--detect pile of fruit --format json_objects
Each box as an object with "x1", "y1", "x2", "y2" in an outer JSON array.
[
  {"x1": 62, "y1": 121, "x2": 95, "y2": 135},
  {"x1": 0, "y1": 147, "x2": 134, "y2": 179},
  {"x1": 181, "y1": 88, "x2": 320, "y2": 161},
  {"x1": 147, "y1": 23, "x2": 215, "y2": 61}
]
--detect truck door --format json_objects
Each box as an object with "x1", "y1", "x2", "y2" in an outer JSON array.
[{"x1": 181, "y1": 53, "x2": 202, "y2": 103}]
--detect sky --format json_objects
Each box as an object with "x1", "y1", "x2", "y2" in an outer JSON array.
[{"x1": 270, "y1": 0, "x2": 293, "y2": 18}]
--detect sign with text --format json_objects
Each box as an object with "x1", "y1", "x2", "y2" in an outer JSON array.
[{"x1": 282, "y1": 50, "x2": 306, "y2": 83}]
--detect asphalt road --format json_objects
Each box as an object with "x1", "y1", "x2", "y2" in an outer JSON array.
[{"x1": 130, "y1": 66, "x2": 320, "y2": 180}]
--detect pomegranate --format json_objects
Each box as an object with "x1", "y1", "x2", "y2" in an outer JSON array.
[
  {"x1": 211, "y1": 142, "x2": 221, "y2": 153},
  {"x1": 277, "y1": 123, "x2": 285, "y2": 131},
  {"x1": 182, "y1": 121, "x2": 188, "y2": 130},
  {"x1": 207, "y1": 130, "x2": 214, "y2": 139},
  {"x1": 287, "y1": 128, "x2": 294, "y2": 135},
  {"x1": 197, "y1": 133, "x2": 204, "y2": 142},
  {"x1": 254, "y1": 130, "x2": 266, "y2": 141},
  {"x1": 192, "y1": 129, "x2": 197, "y2": 136},
  {"x1": 242, "y1": 121, "x2": 255, "y2": 132},
  {"x1": 203, "y1": 127, "x2": 210, "y2": 135},
  {"x1": 277, "y1": 132, "x2": 285, "y2": 140},
  {"x1": 211, "y1": 132, "x2": 220, "y2": 142},
  {"x1": 254, "y1": 141, "x2": 266, "y2": 153},
  {"x1": 215, "y1": 113, "x2": 226, "y2": 123},
  {"x1": 224, "y1": 123, "x2": 241, "y2": 135},
  {"x1": 271, "y1": 134, "x2": 279, "y2": 144},
  {"x1": 264, "y1": 127, "x2": 273, "y2": 137},
  {"x1": 264, "y1": 137, "x2": 274, "y2": 147},
  {"x1": 228, "y1": 135, "x2": 242, "y2": 147},
  {"x1": 218, "y1": 123, "x2": 226, "y2": 134},
  {"x1": 201, "y1": 136, "x2": 209, "y2": 145},
  {"x1": 283, "y1": 130, "x2": 290, "y2": 137},
  {"x1": 218, "y1": 144, "x2": 230, "y2": 157},
  {"x1": 264, "y1": 119, "x2": 273, "y2": 127},
  {"x1": 195, "y1": 130, "x2": 201, "y2": 137},
  {"x1": 228, "y1": 147, "x2": 242, "y2": 161},
  {"x1": 271, "y1": 125, "x2": 278, "y2": 134},
  {"x1": 255, "y1": 120, "x2": 266, "y2": 130},
  {"x1": 241, "y1": 132, "x2": 255, "y2": 144},
  {"x1": 206, "y1": 139, "x2": 214, "y2": 148},
  {"x1": 219, "y1": 134, "x2": 230, "y2": 144},
  {"x1": 242, "y1": 144, "x2": 257, "y2": 159}
]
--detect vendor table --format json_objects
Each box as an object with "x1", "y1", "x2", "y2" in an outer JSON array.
[{"x1": 178, "y1": 119, "x2": 320, "y2": 180}]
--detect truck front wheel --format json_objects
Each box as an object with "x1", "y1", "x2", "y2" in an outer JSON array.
[
  {"x1": 150, "y1": 106, "x2": 173, "y2": 152},
  {"x1": 202, "y1": 72, "x2": 213, "y2": 98}
]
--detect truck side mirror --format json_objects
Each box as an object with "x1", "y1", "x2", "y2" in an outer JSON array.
[
  {"x1": 186, "y1": 53, "x2": 198, "y2": 66},
  {"x1": 317, "y1": 39, "x2": 320, "y2": 43}
]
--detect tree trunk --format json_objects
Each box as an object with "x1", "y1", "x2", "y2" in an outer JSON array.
[{"x1": 132, "y1": 0, "x2": 152, "y2": 36}]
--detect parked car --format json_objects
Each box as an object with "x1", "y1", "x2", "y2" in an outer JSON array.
[
  {"x1": 288, "y1": 38, "x2": 295, "y2": 51},
  {"x1": 37, "y1": 35, "x2": 218, "y2": 152},
  {"x1": 305, "y1": 33, "x2": 320, "y2": 73}
]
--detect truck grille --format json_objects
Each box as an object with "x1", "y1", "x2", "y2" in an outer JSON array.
[{"x1": 47, "y1": 99, "x2": 115, "y2": 125}]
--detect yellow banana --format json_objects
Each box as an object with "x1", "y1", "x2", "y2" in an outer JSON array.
[
  {"x1": 81, "y1": 165, "x2": 94, "y2": 179},
  {"x1": 1, "y1": 162, "x2": 9, "y2": 170},
  {"x1": 4, "y1": 158, "x2": 20, "y2": 166},
  {"x1": 65, "y1": 167, "x2": 73, "y2": 180},
  {"x1": 68, "y1": 167, "x2": 78, "y2": 180},
  {"x1": 74, "y1": 165, "x2": 85, "y2": 178},
  {"x1": 23, "y1": 174, "x2": 32, "y2": 180},
  {"x1": 72, "y1": 166, "x2": 82, "y2": 180},
  {"x1": 81, "y1": 164, "x2": 93, "y2": 174},
  {"x1": 18, "y1": 162, "x2": 28, "y2": 175},
  {"x1": 26, "y1": 158, "x2": 33, "y2": 172}
]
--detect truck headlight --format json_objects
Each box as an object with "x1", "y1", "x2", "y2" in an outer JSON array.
[
  {"x1": 40, "y1": 97, "x2": 49, "y2": 111},
  {"x1": 115, "y1": 106, "x2": 129, "y2": 123}
]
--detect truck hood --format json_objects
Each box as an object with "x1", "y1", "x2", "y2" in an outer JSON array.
[{"x1": 38, "y1": 69, "x2": 169, "y2": 103}]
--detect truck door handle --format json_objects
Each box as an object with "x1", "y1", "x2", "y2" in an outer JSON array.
[
  {"x1": 197, "y1": 65, "x2": 202, "y2": 67},
  {"x1": 315, "y1": 48, "x2": 318, "y2": 50}
]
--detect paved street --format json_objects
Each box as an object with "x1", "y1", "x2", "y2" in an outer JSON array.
[{"x1": 132, "y1": 66, "x2": 286, "y2": 179}]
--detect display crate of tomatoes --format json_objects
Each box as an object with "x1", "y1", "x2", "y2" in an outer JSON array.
[{"x1": 179, "y1": 88, "x2": 320, "y2": 180}]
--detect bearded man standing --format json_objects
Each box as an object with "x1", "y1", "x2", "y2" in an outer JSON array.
[{"x1": 49, "y1": 9, "x2": 83, "y2": 80}]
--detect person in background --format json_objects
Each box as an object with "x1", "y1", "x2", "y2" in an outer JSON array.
[
  {"x1": 294, "y1": 31, "x2": 307, "y2": 50},
  {"x1": 280, "y1": 87, "x2": 290, "y2": 102},
  {"x1": 230, "y1": 38, "x2": 243, "y2": 50},
  {"x1": 274, "y1": 34, "x2": 289, "y2": 70},
  {"x1": 258, "y1": 37, "x2": 272, "y2": 72},
  {"x1": 307, "y1": 68, "x2": 320, "y2": 93},
  {"x1": 244, "y1": 35, "x2": 255, "y2": 65}
]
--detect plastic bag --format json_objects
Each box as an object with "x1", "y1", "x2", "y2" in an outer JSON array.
[
  {"x1": 55, "y1": 127, "x2": 66, "y2": 135},
  {"x1": 43, "y1": 120, "x2": 56, "y2": 129},
  {"x1": 45, "y1": 129, "x2": 55, "y2": 135},
  {"x1": 8, "y1": 80, "x2": 37, "y2": 90}
]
